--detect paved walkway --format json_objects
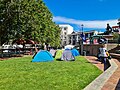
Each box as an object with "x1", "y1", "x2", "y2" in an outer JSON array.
[
  {"x1": 102, "y1": 59, "x2": 120, "y2": 90},
  {"x1": 85, "y1": 56, "x2": 120, "y2": 90},
  {"x1": 85, "y1": 56, "x2": 104, "y2": 71}
]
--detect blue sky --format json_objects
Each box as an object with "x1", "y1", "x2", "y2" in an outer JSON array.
[{"x1": 43, "y1": 0, "x2": 120, "y2": 32}]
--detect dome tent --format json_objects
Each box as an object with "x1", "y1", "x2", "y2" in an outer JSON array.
[
  {"x1": 61, "y1": 49, "x2": 75, "y2": 61},
  {"x1": 55, "y1": 50, "x2": 63, "y2": 60},
  {"x1": 71, "y1": 48, "x2": 80, "y2": 56},
  {"x1": 32, "y1": 50, "x2": 54, "y2": 62}
]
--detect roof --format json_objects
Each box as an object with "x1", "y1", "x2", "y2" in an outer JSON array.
[{"x1": 112, "y1": 26, "x2": 119, "y2": 28}]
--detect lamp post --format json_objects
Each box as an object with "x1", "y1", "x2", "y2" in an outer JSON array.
[
  {"x1": 80, "y1": 24, "x2": 84, "y2": 55},
  {"x1": 81, "y1": 24, "x2": 84, "y2": 32}
]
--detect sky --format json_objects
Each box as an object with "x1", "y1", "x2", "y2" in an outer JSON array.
[{"x1": 43, "y1": 0, "x2": 120, "y2": 32}]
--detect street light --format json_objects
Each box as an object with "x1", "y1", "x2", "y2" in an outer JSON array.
[
  {"x1": 81, "y1": 24, "x2": 84, "y2": 32},
  {"x1": 80, "y1": 24, "x2": 84, "y2": 55}
]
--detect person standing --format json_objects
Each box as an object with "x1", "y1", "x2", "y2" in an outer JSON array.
[{"x1": 98, "y1": 44, "x2": 111, "y2": 71}]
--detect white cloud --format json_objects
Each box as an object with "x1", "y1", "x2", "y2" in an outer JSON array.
[{"x1": 53, "y1": 16, "x2": 118, "y2": 29}]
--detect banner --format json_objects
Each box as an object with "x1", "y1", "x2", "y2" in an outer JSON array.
[{"x1": 80, "y1": 32, "x2": 86, "y2": 42}]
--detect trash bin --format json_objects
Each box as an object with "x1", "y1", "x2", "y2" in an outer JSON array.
[{"x1": 83, "y1": 51, "x2": 86, "y2": 56}]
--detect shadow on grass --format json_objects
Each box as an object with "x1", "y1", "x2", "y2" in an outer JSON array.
[
  {"x1": 55, "y1": 59, "x2": 75, "y2": 62},
  {"x1": 55, "y1": 59, "x2": 63, "y2": 61}
]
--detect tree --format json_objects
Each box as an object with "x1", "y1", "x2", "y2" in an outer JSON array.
[
  {"x1": 20, "y1": 0, "x2": 61, "y2": 46},
  {"x1": 112, "y1": 32, "x2": 120, "y2": 44},
  {"x1": 0, "y1": 0, "x2": 61, "y2": 47},
  {"x1": 0, "y1": 0, "x2": 18, "y2": 45},
  {"x1": 112, "y1": 32, "x2": 119, "y2": 40}
]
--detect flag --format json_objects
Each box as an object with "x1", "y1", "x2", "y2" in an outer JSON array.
[{"x1": 80, "y1": 32, "x2": 86, "y2": 42}]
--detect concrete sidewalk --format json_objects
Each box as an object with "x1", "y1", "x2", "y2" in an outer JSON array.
[
  {"x1": 85, "y1": 56, "x2": 104, "y2": 71},
  {"x1": 85, "y1": 56, "x2": 120, "y2": 90},
  {"x1": 102, "y1": 58, "x2": 120, "y2": 90}
]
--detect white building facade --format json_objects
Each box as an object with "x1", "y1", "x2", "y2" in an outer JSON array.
[
  {"x1": 59, "y1": 24, "x2": 99, "y2": 47},
  {"x1": 59, "y1": 24, "x2": 73, "y2": 46}
]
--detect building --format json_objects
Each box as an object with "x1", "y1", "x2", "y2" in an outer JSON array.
[
  {"x1": 67, "y1": 30, "x2": 98, "y2": 45},
  {"x1": 59, "y1": 24, "x2": 73, "y2": 46},
  {"x1": 112, "y1": 18, "x2": 120, "y2": 33},
  {"x1": 112, "y1": 26, "x2": 119, "y2": 32},
  {"x1": 59, "y1": 24, "x2": 111, "y2": 47}
]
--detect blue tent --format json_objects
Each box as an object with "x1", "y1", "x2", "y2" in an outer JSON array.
[
  {"x1": 32, "y1": 50, "x2": 54, "y2": 62},
  {"x1": 71, "y1": 49, "x2": 80, "y2": 56}
]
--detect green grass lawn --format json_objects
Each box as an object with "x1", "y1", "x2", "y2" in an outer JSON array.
[{"x1": 0, "y1": 56, "x2": 102, "y2": 90}]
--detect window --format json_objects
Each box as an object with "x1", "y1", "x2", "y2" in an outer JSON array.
[
  {"x1": 64, "y1": 41, "x2": 66, "y2": 45},
  {"x1": 64, "y1": 27, "x2": 67, "y2": 30},
  {"x1": 69, "y1": 40, "x2": 71, "y2": 44},
  {"x1": 73, "y1": 35, "x2": 75, "y2": 39},
  {"x1": 73, "y1": 40, "x2": 75, "y2": 45}
]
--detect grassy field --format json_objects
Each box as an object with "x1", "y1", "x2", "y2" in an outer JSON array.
[{"x1": 0, "y1": 56, "x2": 102, "y2": 90}]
